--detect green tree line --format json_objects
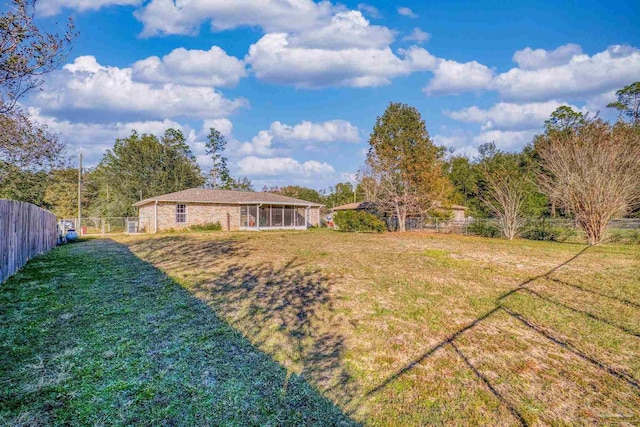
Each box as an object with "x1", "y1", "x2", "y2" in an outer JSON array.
[{"x1": 2, "y1": 82, "x2": 639, "y2": 245}]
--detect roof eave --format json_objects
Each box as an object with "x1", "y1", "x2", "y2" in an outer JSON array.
[
  {"x1": 240, "y1": 201, "x2": 323, "y2": 207},
  {"x1": 134, "y1": 199, "x2": 323, "y2": 207}
]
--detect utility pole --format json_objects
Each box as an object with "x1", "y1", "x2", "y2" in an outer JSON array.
[
  {"x1": 353, "y1": 180, "x2": 357, "y2": 203},
  {"x1": 78, "y1": 149, "x2": 83, "y2": 235},
  {"x1": 106, "y1": 184, "x2": 110, "y2": 233}
]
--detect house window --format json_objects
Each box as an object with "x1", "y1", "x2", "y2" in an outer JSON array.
[{"x1": 176, "y1": 204, "x2": 187, "y2": 223}]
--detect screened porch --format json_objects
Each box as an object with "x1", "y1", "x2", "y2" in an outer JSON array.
[{"x1": 240, "y1": 204, "x2": 309, "y2": 230}]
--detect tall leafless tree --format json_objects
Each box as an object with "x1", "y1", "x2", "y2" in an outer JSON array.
[
  {"x1": 536, "y1": 120, "x2": 640, "y2": 245},
  {"x1": 477, "y1": 144, "x2": 529, "y2": 240},
  {"x1": 356, "y1": 162, "x2": 379, "y2": 202},
  {"x1": 481, "y1": 170, "x2": 528, "y2": 240}
]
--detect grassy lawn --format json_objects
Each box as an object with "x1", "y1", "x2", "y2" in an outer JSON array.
[
  {"x1": 0, "y1": 239, "x2": 354, "y2": 426},
  {"x1": 2, "y1": 229, "x2": 639, "y2": 425}
]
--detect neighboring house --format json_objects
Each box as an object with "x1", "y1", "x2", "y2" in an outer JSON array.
[
  {"x1": 445, "y1": 205, "x2": 468, "y2": 222},
  {"x1": 330, "y1": 201, "x2": 377, "y2": 212},
  {"x1": 134, "y1": 188, "x2": 322, "y2": 233}
]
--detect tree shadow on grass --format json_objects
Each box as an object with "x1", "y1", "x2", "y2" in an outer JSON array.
[
  {"x1": 362, "y1": 245, "x2": 640, "y2": 425},
  {"x1": 126, "y1": 234, "x2": 361, "y2": 412},
  {"x1": 0, "y1": 239, "x2": 359, "y2": 426},
  {"x1": 127, "y1": 234, "x2": 253, "y2": 275},
  {"x1": 191, "y1": 257, "x2": 359, "y2": 409}
]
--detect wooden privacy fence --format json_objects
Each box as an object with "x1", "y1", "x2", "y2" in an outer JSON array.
[{"x1": 0, "y1": 200, "x2": 57, "y2": 283}]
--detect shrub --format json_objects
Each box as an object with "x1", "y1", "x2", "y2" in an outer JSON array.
[
  {"x1": 605, "y1": 228, "x2": 640, "y2": 244},
  {"x1": 188, "y1": 222, "x2": 222, "y2": 232},
  {"x1": 467, "y1": 219, "x2": 501, "y2": 238},
  {"x1": 522, "y1": 219, "x2": 557, "y2": 241},
  {"x1": 521, "y1": 219, "x2": 581, "y2": 242},
  {"x1": 334, "y1": 210, "x2": 385, "y2": 233}
]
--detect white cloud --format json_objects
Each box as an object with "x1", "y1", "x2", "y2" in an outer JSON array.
[
  {"x1": 357, "y1": 3, "x2": 381, "y2": 18},
  {"x1": 33, "y1": 56, "x2": 247, "y2": 121},
  {"x1": 134, "y1": 0, "x2": 335, "y2": 37},
  {"x1": 397, "y1": 7, "x2": 418, "y2": 18},
  {"x1": 494, "y1": 45, "x2": 640, "y2": 101},
  {"x1": 432, "y1": 132, "x2": 480, "y2": 158},
  {"x1": 226, "y1": 119, "x2": 361, "y2": 158},
  {"x1": 473, "y1": 129, "x2": 538, "y2": 151},
  {"x1": 421, "y1": 45, "x2": 640, "y2": 101},
  {"x1": 28, "y1": 107, "x2": 192, "y2": 165},
  {"x1": 401, "y1": 46, "x2": 439, "y2": 69},
  {"x1": 403, "y1": 28, "x2": 431, "y2": 44},
  {"x1": 237, "y1": 156, "x2": 335, "y2": 177},
  {"x1": 202, "y1": 118, "x2": 233, "y2": 137},
  {"x1": 132, "y1": 46, "x2": 246, "y2": 87},
  {"x1": 239, "y1": 5, "x2": 446, "y2": 89},
  {"x1": 424, "y1": 59, "x2": 495, "y2": 95},
  {"x1": 37, "y1": 0, "x2": 140, "y2": 16},
  {"x1": 512, "y1": 43, "x2": 582, "y2": 70},
  {"x1": 584, "y1": 90, "x2": 618, "y2": 115},
  {"x1": 234, "y1": 156, "x2": 346, "y2": 190},
  {"x1": 450, "y1": 145, "x2": 480, "y2": 159},
  {"x1": 288, "y1": 11, "x2": 394, "y2": 50},
  {"x1": 131, "y1": 1, "x2": 439, "y2": 89},
  {"x1": 445, "y1": 101, "x2": 585, "y2": 130},
  {"x1": 269, "y1": 120, "x2": 360, "y2": 143},
  {"x1": 231, "y1": 131, "x2": 278, "y2": 157},
  {"x1": 434, "y1": 127, "x2": 537, "y2": 156},
  {"x1": 246, "y1": 35, "x2": 434, "y2": 88}
]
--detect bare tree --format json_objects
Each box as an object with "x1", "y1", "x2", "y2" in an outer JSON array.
[
  {"x1": 373, "y1": 157, "x2": 441, "y2": 231},
  {"x1": 477, "y1": 143, "x2": 529, "y2": 240},
  {"x1": 481, "y1": 168, "x2": 528, "y2": 240},
  {"x1": 356, "y1": 162, "x2": 379, "y2": 202},
  {"x1": 536, "y1": 120, "x2": 640, "y2": 245},
  {"x1": 0, "y1": 0, "x2": 76, "y2": 113}
]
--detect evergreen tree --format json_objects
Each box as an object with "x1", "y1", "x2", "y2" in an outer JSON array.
[
  {"x1": 205, "y1": 128, "x2": 230, "y2": 188},
  {"x1": 367, "y1": 102, "x2": 453, "y2": 231},
  {"x1": 92, "y1": 129, "x2": 204, "y2": 217}
]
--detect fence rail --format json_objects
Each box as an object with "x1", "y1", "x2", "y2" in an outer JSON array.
[
  {"x1": 59, "y1": 217, "x2": 149, "y2": 236},
  {"x1": 1, "y1": 200, "x2": 57, "y2": 283},
  {"x1": 389, "y1": 217, "x2": 640, "y2": 242}
]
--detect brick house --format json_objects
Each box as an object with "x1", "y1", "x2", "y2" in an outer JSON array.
[{"x1": 134, "y1": 188, "x2": 323, "y2": 233}]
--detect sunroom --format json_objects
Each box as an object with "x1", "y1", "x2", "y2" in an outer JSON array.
[
  {"x1": 240, "y1": 204, "x2": 311, "y2": 230},
  {"x1": 135, "y1": 188, "x2": 322, "y2": 232}
]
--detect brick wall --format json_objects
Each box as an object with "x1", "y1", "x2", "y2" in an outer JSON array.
[
  {"x1": 138, "y1": 204, "x2": 156, "y2": 233},
  {"x1": 138, "y1": 202, "x2": 320, "y2": 232},
  {"x1": 309, "y1": 207, "x2": 320, "y2": 227},
  {"x1": 452, "y1": 209, "x2": 466, "y2": 222},
  {"x1": 138, "y1": 202, "x2": 240, "y2": 231}
]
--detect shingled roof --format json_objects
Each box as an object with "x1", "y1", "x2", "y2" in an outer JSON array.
[
  {"x1": 331, "y1": 201, "x2": 377, "y2": 211},
  {"x1": 133, "y1": 188, "x2": 323, "y2": 207}
]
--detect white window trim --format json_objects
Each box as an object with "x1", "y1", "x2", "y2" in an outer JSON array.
[{"x1": 176, "y1": 204, "x2": 187, "y2": 224}]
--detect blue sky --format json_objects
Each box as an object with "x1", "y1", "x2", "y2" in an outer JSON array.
[{"x1": 23, "y1": 0, "x2": 640, "y2": 189}]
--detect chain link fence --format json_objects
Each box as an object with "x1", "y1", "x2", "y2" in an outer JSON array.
[
  {"x1": 58, "y1": 217, "x2": 150, "y2": 236},
  {"x1": 388, "y1": 217, "x2": 640, "y2": 243}
]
